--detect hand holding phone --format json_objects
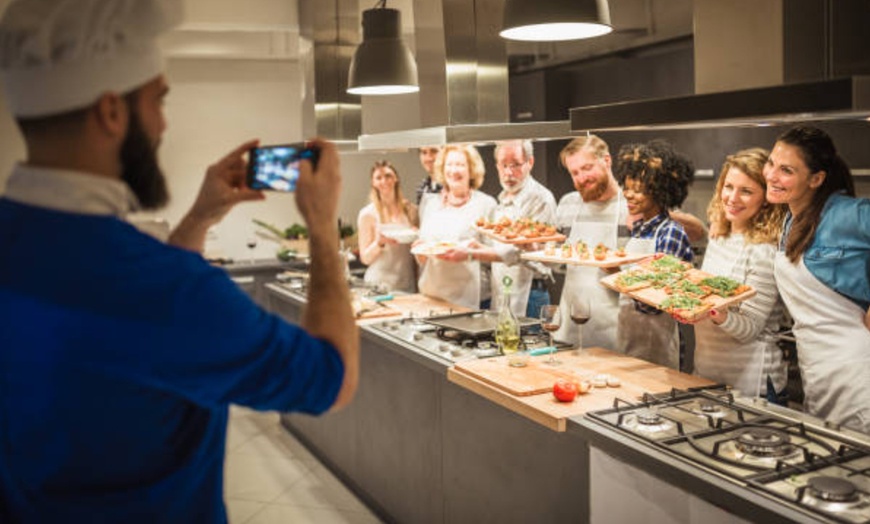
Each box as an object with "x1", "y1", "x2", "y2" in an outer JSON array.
[{"x1": 246, "y1": 142, "x2": 320, "y2": 192}]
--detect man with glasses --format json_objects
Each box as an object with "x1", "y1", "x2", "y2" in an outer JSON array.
[{"x1": 488, "y1": 140, "x2": 557, "y2": 317}]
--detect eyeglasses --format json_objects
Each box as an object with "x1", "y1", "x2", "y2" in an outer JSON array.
[{"x1": 498, "y1": 161, "x2": 527, "y2": 171}]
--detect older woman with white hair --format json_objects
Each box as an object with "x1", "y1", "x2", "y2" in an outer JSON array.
[{"x1": 415, "y1": 144, "x2": 496, "y2": 309}]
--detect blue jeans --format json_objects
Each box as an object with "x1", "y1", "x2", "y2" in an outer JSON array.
[
  {"x1": 766, "y1": 375, "x2": 789, "y2": 406},
  {"x1": 526, "y1": 287, "x2": 551, "y2": 319}
]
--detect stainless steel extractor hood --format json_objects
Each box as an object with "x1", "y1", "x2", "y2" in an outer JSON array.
[
  {"x1": 570, "y1": 0, "x2": 870, "y2": 132},
  {"x1": 357, "y1": 0, "x2": 580, "y2": 151},
  {"x1": 570, "y1": 75, "x2": 870, "y2": 132},
  {"x1": 298, "y1": 0, "x2": 361, "y2": 150}
]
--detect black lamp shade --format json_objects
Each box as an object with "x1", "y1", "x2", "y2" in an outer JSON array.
[
  {"x1": 347, "y1": 8, "x2": 419, "y2": 95},
  {"x1": 501, "y1": 0, "x2": 613, "y2": 42}
]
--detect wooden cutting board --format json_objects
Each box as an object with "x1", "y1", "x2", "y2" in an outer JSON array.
[
  {"x1": 453, "y1": 359, "x2": 577, "y2": 396},
  {"x1": 600, "y1": 271, "x2": 757, "y2": 321},
  {"x1": 381, "y1": 294, "x2": 471, "y2": 318},
  {"x1": 448, "y1": 348, "x2": 715, "y2": 432},
  {"x1": 356, "y1": 304, "x2": 403, "y2": 320},
  {"x1": 354, "y1": 294, "x2": 472, "y2": 326}
]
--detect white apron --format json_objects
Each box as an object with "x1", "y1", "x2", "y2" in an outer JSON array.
[
  {"x1": 693, "y1": 239, "x2": 785, "y2": 397},
  {"x1": 555, "y1": 194, "x2": 623, "y2": 349},
  {"x1": 616, "y1": 221, "x2": 680, "y2": 369},
  {"x1": 491, "y1": 259, "x2": 531, "y2": 317},
  {"x1": 774, "y1": 252, "x2": 870, "y2": 433},
  {"x1": 490, "y1": 205, "x2": 532, "y2": 317},
  {"x1": 364, "y1": 235, "x2": 416, "y2": 294},
  {"x1": 418, "y1": 192, "x2": 495, "y2": 310}
]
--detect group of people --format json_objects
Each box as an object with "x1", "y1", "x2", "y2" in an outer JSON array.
[
  {"x1": 357, "y1": 129, "x2": 870, "y2": 435},
  {"x1": 356, "y1": 141, "x2": 556, "y2": 316},
  {"x1": 0, "y1": 0, "x2": 868, "y2": 519}
]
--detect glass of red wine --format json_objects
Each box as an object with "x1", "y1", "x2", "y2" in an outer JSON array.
[
  {"x1": 245, "y1": 232, "x2": 258, "y2": 265},
  {"x1": 539, "y1": 305, "x2": 562, "y2": 365},
  {"x1": 569, "y1": 297, "x2": 591, "y2": 355}
]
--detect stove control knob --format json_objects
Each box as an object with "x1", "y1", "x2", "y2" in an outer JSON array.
[
  {"x1": 388, "y1": 323, "x2": 400, "y2": 331},
  {"x1": 412, "y1": 332, "x2": 423, "y2": 341},
  {"x1": 450, "y1": 347, "x2": 464, "y2": 357},
  {"x1": 439, "y1": 343, "x2": 452, "y2": 353}
]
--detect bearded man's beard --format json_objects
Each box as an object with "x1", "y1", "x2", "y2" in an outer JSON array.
[
  {"x1": 576, "y1": 177, "x2": 608, "y2": 202},
  {"x1": 120, "y1": 106, "x2": 169, "y2": 210}
]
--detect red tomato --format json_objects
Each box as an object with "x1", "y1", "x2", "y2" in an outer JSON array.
[{"x1": 552, "y1": 379, "x2": 578, "y2": 402}]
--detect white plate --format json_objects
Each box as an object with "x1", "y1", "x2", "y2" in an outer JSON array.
[
  {"x1": 379, "y1": 225, "x2": 418, "y2": 244},
  {"x1": 411, "y1": 241, "x2": 458, "y2": 256}
]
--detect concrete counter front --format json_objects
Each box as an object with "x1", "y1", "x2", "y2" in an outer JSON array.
[{"x1": 264, "y1": 284, "x2": 589, "y2": 524}]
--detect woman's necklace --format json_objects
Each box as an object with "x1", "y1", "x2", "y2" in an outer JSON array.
[{"x1": 444, "y1": 190, "x2": 471, "y2": 208}]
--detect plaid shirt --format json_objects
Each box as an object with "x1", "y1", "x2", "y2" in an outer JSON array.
[{"x1": 631, "y1": 213, "x2": 694, "y2": 314}]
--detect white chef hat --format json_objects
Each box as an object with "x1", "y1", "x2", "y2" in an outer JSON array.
[{"x1": 0, "y1": 0, "x2": 183, "y2": 118}]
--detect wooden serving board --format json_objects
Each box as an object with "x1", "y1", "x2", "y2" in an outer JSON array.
[
  {"x1": 600, "y1": 271, "x2": 757, "y2": 321},
  {"x1": 356, "y1": 304, "x2": 403, "y2": 320},
  {"x1": 354, "y1": 293, "x2": 472, "y2": 326},
  {"x1": 447, "y1": 348, "x2": 714, "y2": 432},
  {"x1": 473, "y1": 226, "x2": 565, "y2": 245},
  {"x1": 521, "y1": 249, "x2": 649, "y2": 268},
  {"x1": 453, "y1": 359, "x2": 577, "y2": 396},
  {"x1": 353, "y1": 295, "x2": 403, "y2": 320}
]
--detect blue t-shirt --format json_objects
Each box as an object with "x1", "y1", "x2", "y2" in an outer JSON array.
[
  {"x1": 780, "y1": 193, "x2": 870, "y2": 311},
  {"x1": 0, "y1": 199, "x2": 344, "y2": 523}
]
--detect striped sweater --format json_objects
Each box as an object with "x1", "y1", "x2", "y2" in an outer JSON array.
[{"x1": 693, "y1": 234, "x2": 788, "y2": 396}]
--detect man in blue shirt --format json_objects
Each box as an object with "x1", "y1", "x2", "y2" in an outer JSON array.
[{"x1": 0, "y1": 1, "x2": 359, "y2": 522}]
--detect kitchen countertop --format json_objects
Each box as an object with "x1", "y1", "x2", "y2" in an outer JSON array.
[{"x1": 262, "y1": 279, "x2": 853, "y2": 524}]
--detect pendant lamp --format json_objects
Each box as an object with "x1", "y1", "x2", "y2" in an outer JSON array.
[
  {"x1": 347, "y1": 4, "x2": 419, "y2": 95},
  {"x1": 500, "y1": 0, "x2": 613, "y2": 42}
]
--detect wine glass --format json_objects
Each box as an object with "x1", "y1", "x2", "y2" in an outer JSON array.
[
  {"x1": 569, "y1": 296, "x2": 592, "y2": 356},
  {"x1": 539, "y1": 305, "x2": 562, "y2": 365},
  {"x1": 245, "y1": 232, "x2": 258, "y2": 264}
]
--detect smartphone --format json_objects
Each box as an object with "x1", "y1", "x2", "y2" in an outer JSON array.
[{"x1": 246, "y1": 143, "x2": 319, "y2": 192}]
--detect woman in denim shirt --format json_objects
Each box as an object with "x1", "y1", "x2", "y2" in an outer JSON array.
[{"x1": 765, "y1": 125, "x2": 870, "y2": 434}]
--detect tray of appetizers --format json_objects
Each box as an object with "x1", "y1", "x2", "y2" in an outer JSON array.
[
  {"x1": 521, "y1": 240, "x2": 647, "y2": 268},
  {"x1": 599, "y1": 254, "x2": 756, "y2": 320},
  {"x1": 474, "y1": 217, "x2": 565, "y2": 245}
]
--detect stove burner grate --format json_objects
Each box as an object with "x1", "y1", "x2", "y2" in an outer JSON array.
[
  {"x1": 637, "y1": 409, "x2": 664, "y2": 426},
  {"x1": 805, "y1": 476, "x2": 860, "y2": 503},
  {"x1": 683, "y1": 421, "x2": 837, "y2": 472},
  {"x1": 735, "y1": 427, "x2": 794, "y2": 457}
]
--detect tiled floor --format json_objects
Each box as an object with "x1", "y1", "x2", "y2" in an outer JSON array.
[{"x1": 224, "y1": 406, "x2": 384, "y2": 524}]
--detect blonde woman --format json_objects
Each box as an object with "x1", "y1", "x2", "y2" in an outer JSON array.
[
  {"x1": 415, "y1": 144, "x2": 497, "y2": 309},
  {"x1": 682, "y1": 148, "x2": 789, "y2": 400},
  {"x1": 357, "y1": 160, "x2": 419, "y2": 293}
]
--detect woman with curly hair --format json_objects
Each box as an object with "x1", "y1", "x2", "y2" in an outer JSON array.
[
  {"x1": 766, "y1": 125, "x2": 869, "y2": 433},
  {"x1": 682, "y1": 148, "x2": 789, "y2": 400},
  {"x1": 357, "y1": 160, "x2": 419, "y2": 293},
  {"x1": 614, "y1": 140, "x2": 694, "y2": 368}
]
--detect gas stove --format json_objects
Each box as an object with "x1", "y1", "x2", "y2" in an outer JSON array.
[
  {"x1": 368, "y1": 311, "x2": 567, "y2": 363},
  {"x1": 587, "y1": 389, "x2": 870, "y2": 523}
]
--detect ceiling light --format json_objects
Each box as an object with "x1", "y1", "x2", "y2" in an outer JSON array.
[
  {"x1": 347, "y1": 4, "x2": 419, "y2": 96},
  {"x1": 500, "y1": 0, "x2": 613, "y2": 42}
]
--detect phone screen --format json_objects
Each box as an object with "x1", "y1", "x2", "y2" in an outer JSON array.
[{"x1": 247, "y1": 143, "x2": 310, "y2": 192}]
